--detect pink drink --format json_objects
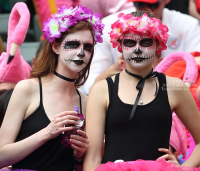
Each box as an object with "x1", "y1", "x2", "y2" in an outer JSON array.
[{"x1": 61, "y1": 106, "x2": 85, "y2": 148}]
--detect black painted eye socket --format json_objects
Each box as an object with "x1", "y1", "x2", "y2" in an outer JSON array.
[
  {"x1": 140, "y1": 38, "x2": 153, "y2": 47},
  {"x1": 123, "y1": 39, "x2": 137, "y2": 47},
  {"x1": 84, "y1": 43, "x2": 93, "y2": 52},
  {"x1": 64, "y1": 41, "x2": 80, "y2": 49}
]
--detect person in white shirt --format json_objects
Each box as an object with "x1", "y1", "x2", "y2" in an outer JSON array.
[
  {"x1": 80, "y1": 0, "x2": 133, "y2": 19},
  {"x1": 79, "y1": 0, "x2": 200, "y2": 95}
]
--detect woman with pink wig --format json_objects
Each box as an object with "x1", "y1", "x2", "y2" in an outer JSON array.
[
  {"x1": 84, "y1": 10, "x2": 200, "y2": 171},
  {"x1": 0, "y1": 2, "x2": 104, "y2": 171}
]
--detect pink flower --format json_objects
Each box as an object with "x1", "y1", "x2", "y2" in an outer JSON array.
[
  {"x1": 42, "y1": 18, "x2": 61, "y2": 42},
  {"x1": 42, "y1": 6, "x2": 104, "y2": 43},
  {"x1": 110, "y1": 13, "x2": 169, "y2": 55}
]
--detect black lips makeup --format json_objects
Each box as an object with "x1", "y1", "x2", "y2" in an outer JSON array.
[
  {"x1": 122, "y1": 34, "x2": 156, "y2": 66},
  {"x1": 59, "y1": 30, "x2": 94, "y2": 70}
]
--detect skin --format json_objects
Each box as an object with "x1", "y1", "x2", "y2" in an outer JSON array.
[
  {"x1": 122, "y1": 34, "x2": 156, "y2": 69},
  {"x1": 197, "y1": 86, "x2": 200, "y2": 106},
  {"x1": 0, "y1": 30, "x2": 94, "y2": 171},
  {"x1": 189, "y1": 0, "x2": 200, "y2": 21},
  {"x1": 95, "y1": 0, "x2": 171, "y2": 82},
  {"x1": 157, "y1": 147, "x2": 180, "y2": 166},
  {"x1": 0, "y1": 82, "x2": 16, "y2": 90},
  {"x1": 53, "y1": 30, "x2": 94, "y2": 77},
  {"x1": 83, "y1": 33, "x2": 200, "y2": 171},
  {"x1": 168, "y1": 145, "x2": 179, "y2": 160},
  {"x1": 95, "y1": 55, "x2": 125, "y2": 82}
]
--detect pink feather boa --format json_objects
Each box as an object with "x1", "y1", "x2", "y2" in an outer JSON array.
[{"x1": 95, "y1": 159, "x2": 200, "y2": 171}]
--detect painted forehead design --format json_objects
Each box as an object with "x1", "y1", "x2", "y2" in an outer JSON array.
[
  {"x1": 123, "y1": 35, "x2": 154, "y2": 41},
  {"x1": 109, "y1": 13, "x2": 169, "y2": 54}
]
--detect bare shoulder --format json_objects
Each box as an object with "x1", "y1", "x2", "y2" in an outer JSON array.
[
  {"x1": 78, "y1": 80, "x2": 108, "y2": 114},
  {"x1": 89, "y1": 79, "x2": 108, "y2": 96},
  {"x1": 87, "y1": 79, "x2": 109, "y2": 110},
  {"x1": 165, "y1": 75, "x2": 188, "y2": 91},
  {"x1": 0, "y1": 79, "x2": 40, "y2": 139},
  {"x1": 14, "y1": 78, "x2": 39, "y2": 97},
  {"x1": 165, "y1": 76, "x2": 191, "y2": 110}
]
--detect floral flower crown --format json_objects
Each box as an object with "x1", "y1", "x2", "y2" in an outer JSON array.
[
  {"x1": 42, "y1": 6, "x2": 104, "y2": 43},
  {"x1": 109, "y1": 13, "x2": 169, "y2": 55}
]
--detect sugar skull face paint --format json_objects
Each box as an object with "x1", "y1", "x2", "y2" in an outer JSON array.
[
  {"x1": 63, "y1": 39, "x2": 93, "y2": 54},
  {"x1": 62, "y1": 39, "x2": 93, "y2": 65},
  {"x1": 58, "y1": 30, "x2": 94, "y2": 72},
  {"x1": 122, "y1": 34, "x2": 156, "y2": 69}
]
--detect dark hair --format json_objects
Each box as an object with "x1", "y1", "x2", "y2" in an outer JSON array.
[
  {"x1": 0, "y1": 36, "x2": 6, "y2": 55},
  {"x1": 0, "y1": 89, "x2": 14, "y2": 127},
  {"x1": 31, "y1": 21, "x2": 95, "y2": 88},
  {"x1": 170, "y1": 145, "x2": 177, "y2": 153},
  {"x1": 131, "y1": 9, "x2": 155, "y2": 18}
]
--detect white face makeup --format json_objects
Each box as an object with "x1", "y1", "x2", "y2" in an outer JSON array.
[
  {"x1": 122, "y1": 34, "x2": 156, "y2": 69},
  {"x1": 58, "y1": 30, "x2": 94, "y2": 73}
]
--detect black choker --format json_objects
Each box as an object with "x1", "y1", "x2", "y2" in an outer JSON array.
[
  {"x1": 54, "y1": 71, "x2": 76, "y2": 82},
  {"x1": 125, "y1": 69, "x2": 159, "y2": 120}
]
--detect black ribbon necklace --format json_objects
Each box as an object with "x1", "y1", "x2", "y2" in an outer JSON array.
[
  {"x1": 125, "y1": 69, "x2": 159, "y2": 120},
  {"x1": 54, "y1": 71, "x2": 76, "y2": 82}
]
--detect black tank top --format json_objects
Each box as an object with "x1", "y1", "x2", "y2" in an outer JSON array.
[
  {"x1": 12, "y1": 79, "x2": 82, "y2": 171},
  {"x1": 102, "y1": 73, "x2": 172, "y2": 163}
]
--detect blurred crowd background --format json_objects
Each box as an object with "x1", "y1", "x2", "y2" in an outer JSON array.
[{"x1": 0, "y1": 0, "x2": 200, "y2": 63}]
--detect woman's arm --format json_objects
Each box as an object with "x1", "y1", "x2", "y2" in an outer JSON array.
[
  {"x1": 95, "y1": 55, "x2": 125, "y2": 82},
  {"x1": 168, "y1": 77, "x2": 200, "y2": 167},
  {"x1": 0, "y1": 80, "x2": 47, "y2": 168},
  {"x1": 83, "y1": 80, "x2": 108, "y2": 171},
  {"x1": 189, "y1": 0, "x2": 200, "y2": 20},
  {"x1": 0, "y1": 80, "x2": 79, "y2": 168}
]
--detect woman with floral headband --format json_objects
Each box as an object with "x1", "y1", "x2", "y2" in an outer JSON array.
[
  {"x1": 83, "y1": 11, "x2": 200, "y2": 171},
  {"x1": 0, "y1": 5, "x2": 104, "y2": 171}
]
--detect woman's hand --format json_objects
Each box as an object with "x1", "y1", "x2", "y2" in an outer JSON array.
[
  {"x1": 71, "y1": 129, "x2": 89, "y2": 159},
  {"x1": 157, "y1": 148, "x2": 180, "y2": 166},
  {"x1": 45, "y1": 111, "x2": 80, "y2": 140}
]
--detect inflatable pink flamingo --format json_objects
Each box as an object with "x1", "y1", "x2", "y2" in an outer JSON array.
[
  {"x1": 0, "y1": 2, "x2": 32, "y2": 89},
  {"x1": 154, "y1": 51, "x2": 198, "y2": 88},
  {"x1": 155, "y1": 51, "x2": 198, "y2": 162}
]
